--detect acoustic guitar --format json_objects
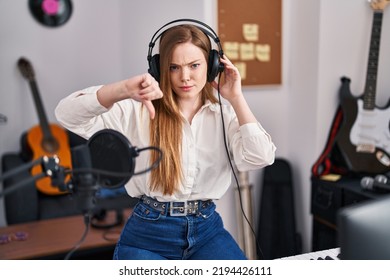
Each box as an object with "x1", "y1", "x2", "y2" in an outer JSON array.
[
  {"x1": 17, "y1": 57, "x2": 72, "y2": 195},
  {"x1": 335, "y1": 0, "x2": 390, "y2": 174}
]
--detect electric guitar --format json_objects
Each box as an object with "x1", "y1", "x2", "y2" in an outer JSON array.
[
  {"x1": 335, "y1": 0, "x2": 390, "y2": 174},
  {"x1": 18, "y1": 57, "x2": 72, "y2": 195}
]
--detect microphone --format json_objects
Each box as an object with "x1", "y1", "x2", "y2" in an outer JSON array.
[
  {"x1": 0, "y1": 129, "x2": 163, "y2": 210},
  {"x1": 360, "y1": 175, "x2": 390, "y2": 193},
  {"x1": 68, "y1": 128, "x2": 162, "y2": 213},
  {"x1": 69, "y1": 144, "x2": 99, "y2": 213}
]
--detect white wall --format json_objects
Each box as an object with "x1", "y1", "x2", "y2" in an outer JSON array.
[{"x1": 1, "y1": 0, "x2": 389, "y2": 254}]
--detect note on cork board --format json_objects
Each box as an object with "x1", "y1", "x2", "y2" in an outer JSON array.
[{"x1": 217, "y1": 0, "x2": 282, "y2": 86}]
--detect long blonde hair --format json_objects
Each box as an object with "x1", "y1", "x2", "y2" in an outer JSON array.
[{"x1": 149, "y1": 24, "x2": 218, "y2": 195}]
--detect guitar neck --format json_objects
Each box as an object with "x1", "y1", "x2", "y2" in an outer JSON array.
[
  {"x1": 363, "y1": 11, "x2": 383, "y2": 110},
  {"x1": 29, "y1": 79, "x2": 52, "y2": 140}
]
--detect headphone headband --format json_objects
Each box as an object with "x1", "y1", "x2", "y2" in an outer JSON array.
[
  {"x1": 148, "y1": 18, "x2": 223, "y2": 55},
  {"x1": 147, "y1": 18, "x2": 224, "y2": 82}
]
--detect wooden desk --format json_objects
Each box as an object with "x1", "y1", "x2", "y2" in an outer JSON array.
[{"x1": 0, "y1": 209, "x2": 132, "y2": 260}]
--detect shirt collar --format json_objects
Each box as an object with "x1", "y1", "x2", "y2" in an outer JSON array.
[{"x1": 201, "y1": 100, "x2": 220, "y2": 113}]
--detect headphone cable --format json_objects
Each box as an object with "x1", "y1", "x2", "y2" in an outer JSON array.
[{"x1": 216, "y1": 75, "x2": 264, "y2": 260}]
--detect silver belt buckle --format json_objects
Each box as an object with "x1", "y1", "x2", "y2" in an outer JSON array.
[{"x1": 169, "y1": 201, "x2": 188, "y2": 216}]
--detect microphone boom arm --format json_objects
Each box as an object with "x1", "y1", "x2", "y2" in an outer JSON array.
[{"x1": 0, "y1": 155, "x2": 66, "y2": 198}]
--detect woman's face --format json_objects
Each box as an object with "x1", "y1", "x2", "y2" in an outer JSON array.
[{"x1": 169, "y1": 41, "x2": 208, "y2": 100}]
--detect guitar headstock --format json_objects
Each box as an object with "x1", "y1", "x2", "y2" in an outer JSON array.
[
  {"x1": 370, "y1": 0, "x2": 390, "y2": 11},
  {"x1": 17, "y1": 57, "x2": 35, "y2": 81}
]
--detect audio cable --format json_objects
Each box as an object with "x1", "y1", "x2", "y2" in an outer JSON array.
[{"x1": 216, "y1": 75, "x2": 264, "y2": 260}]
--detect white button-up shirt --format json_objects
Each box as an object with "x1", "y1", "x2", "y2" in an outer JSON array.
[{"x1": 55, "y1": 86, "x2": 276, "y2": 202}]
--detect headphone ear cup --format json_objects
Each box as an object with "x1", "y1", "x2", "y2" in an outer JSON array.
[
  {"x1": 148, "y1": 54, "x2": 160, "y2": 82},
  {"x1": 207, "y1": 49, "x2": 223, "y2": 82}
]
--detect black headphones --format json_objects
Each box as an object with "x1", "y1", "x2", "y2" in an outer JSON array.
[{"x1": 147, "y1": 18, "x2": 224, "y2": 83}]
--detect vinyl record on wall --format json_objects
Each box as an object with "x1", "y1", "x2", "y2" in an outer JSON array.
[{"x1": 29, "y1": 0, "x2": 72, "y2": 27}]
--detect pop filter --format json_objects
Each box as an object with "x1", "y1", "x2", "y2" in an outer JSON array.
[{"x1": 87, "y1": 129, "x2": 136, "y2": 189}]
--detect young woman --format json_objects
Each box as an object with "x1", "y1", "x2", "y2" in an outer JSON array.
[{"x1": 55, "y1": 23, "x2": 276, "y2": 260}]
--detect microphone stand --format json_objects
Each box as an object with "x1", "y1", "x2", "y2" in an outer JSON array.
[
  {"x1": 1, "y1": 129, "x2": 162, "y2": 259},
  {"x1": 0, "y1": 151, "x2": 98, "y2": 260},
  {"x1": 0, "y1": 155, "x2": 66, "y2": 198}
]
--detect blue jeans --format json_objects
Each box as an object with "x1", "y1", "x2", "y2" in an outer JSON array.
[{"x1": 113, "y1": 200, "x2": 247, "y2": 260}]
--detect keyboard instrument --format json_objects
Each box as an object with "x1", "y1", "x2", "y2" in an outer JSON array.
[{"x1": 277, "y1": 247, "x2": 340, "y2": 260}]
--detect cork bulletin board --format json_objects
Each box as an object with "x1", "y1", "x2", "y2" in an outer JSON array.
[{"x1": 217, "y1": 0, "x2": 282, "y2": 86}]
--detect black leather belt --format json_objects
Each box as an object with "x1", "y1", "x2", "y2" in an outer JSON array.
[{"x1": 140, "y1": 195, "x2": 213, "y2": 216}]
